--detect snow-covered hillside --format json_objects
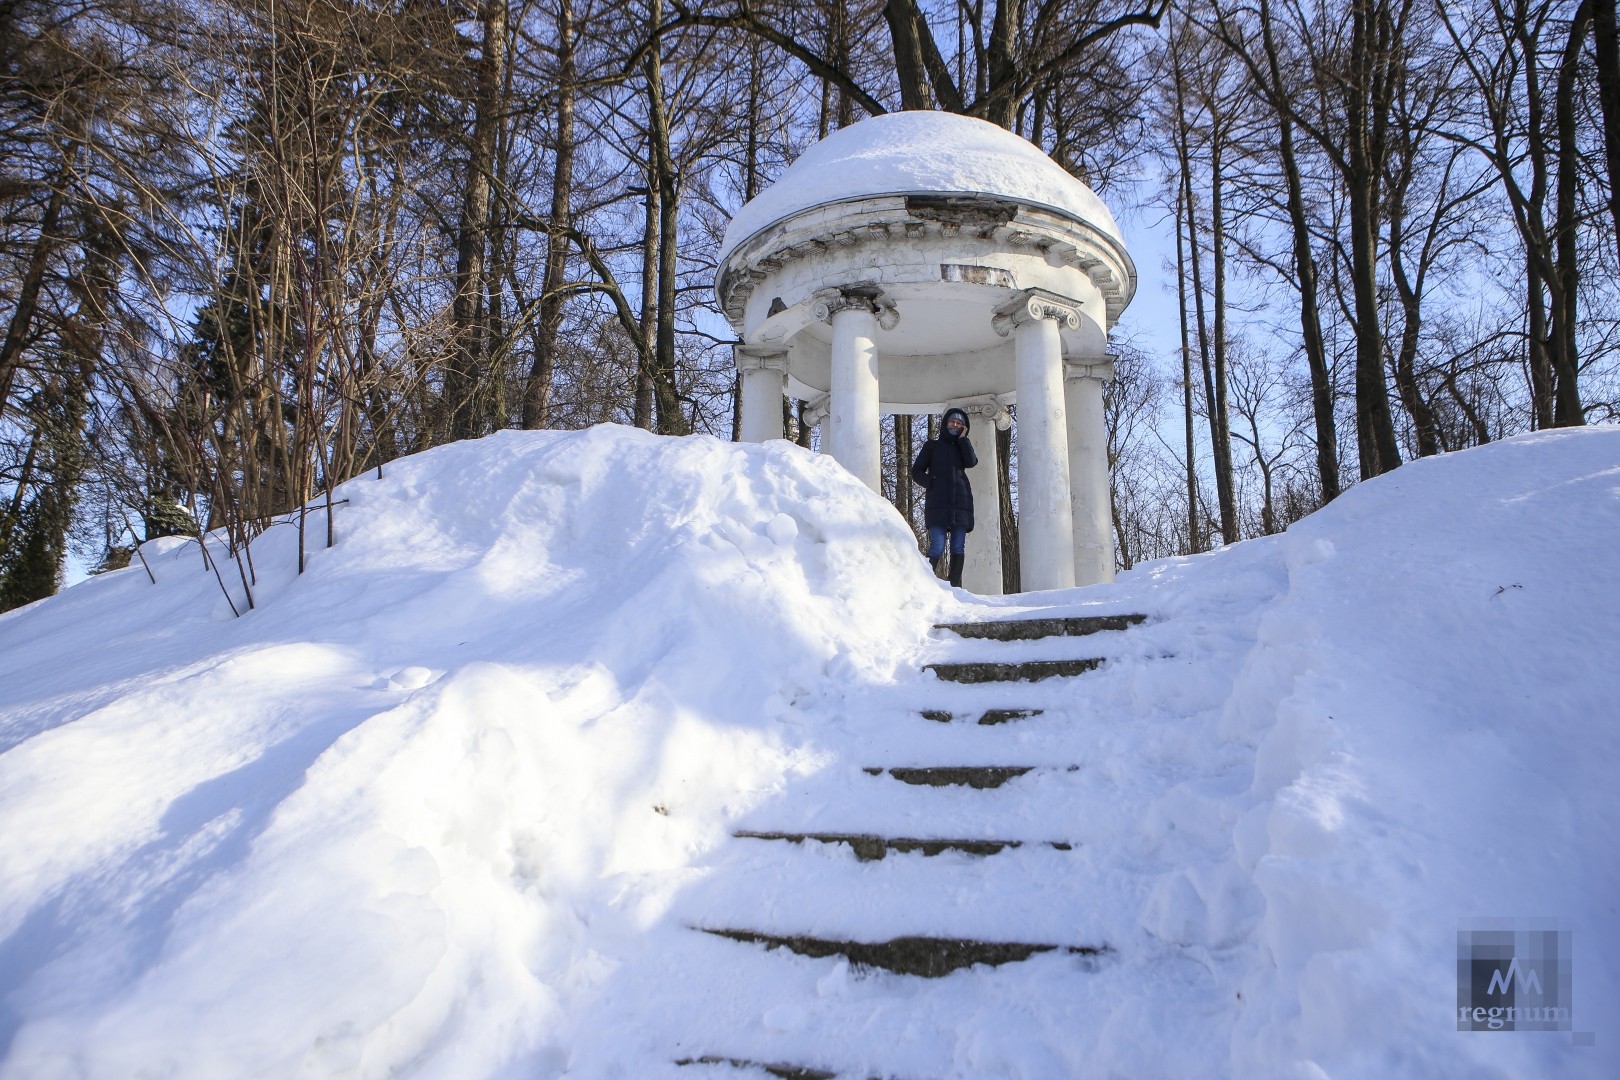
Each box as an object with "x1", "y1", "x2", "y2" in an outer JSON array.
[{"x1": 0, "y1": 424, "x2": 1615, "y2": 1079}]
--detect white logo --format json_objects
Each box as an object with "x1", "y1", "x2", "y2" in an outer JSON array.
[{"x1": 1486, "y1": 958, "x2": 1543, "y2": 997}]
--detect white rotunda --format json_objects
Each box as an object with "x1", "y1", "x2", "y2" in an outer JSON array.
[{"x1": 716, "y1": 111, "x2": 1136, "y2": 594}]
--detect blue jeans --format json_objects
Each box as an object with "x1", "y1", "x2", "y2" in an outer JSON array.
[{"x1": 927, "y1": 526, "x2": 966, "y2": 558}]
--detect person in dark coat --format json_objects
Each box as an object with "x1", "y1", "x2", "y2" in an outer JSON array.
[{"x1": 911, "y1": 406, "x2": 977, "y2": 587}]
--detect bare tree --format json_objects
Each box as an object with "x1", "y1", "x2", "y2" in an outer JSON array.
[{"x1": 1438, "y1": 0, "x2": 1586, "y2": 427}]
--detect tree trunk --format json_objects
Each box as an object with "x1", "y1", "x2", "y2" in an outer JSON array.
[
  {"x1": 1592, "y1": 0, "x2": 1620, "y2": 262},
  {"x1": 1552, "y1": 0, "x2": 1588, "y2": 426},
  {"x1": 1257, "y1": 0, "x2": 1340, "y2": 501},
  {"x1": 980, "y1": 0, "x2": 1021, "y2": 127},
  {"x1": 1174, "y1": 182, "x2": 1202, "y2": 553},
  {"x1": 635, "y1": 181, "x2": 658, "y2": 429},
  {"x1": 522, "y1": 0, "x2": 574, "y2": 430},
  {"x1": 0, "y1": 168, "x2": 69, "y2": 421},
  {"x1": 446, "y1": 0, "x2": 507, "y2": 440},
  {"x1": 883, "y1": 0, "x2": 965, "y2": 112},
  {"x1": 1384, "y1": 168, "x2": 1443, "y2": 457},
  {"x1": 896, "y1": 414, "x2": 914, "y2": 525},
  {"x1": 831, "y1": 0, "x2": 854, "y2": 127},
  {"x1": 998, "y1": 422, "x2": 1018, "y2": 593},
  {"x1": 734, "y1": 38, "x2": 765, "y2": 442},
  {"x1": 1505, "y1": 0, "x2": 1558, "y2": 429},
  {"x1": 644, "y1": 0, "x2": 686, "y2": 435},
  {"x1": 1344, "y1": 0, "x2": 1402, "y2": 479},
  {"x1": 884, "y1": 0, "x2": 934, "y2": 109},
  {"x1": 1208, "y1": 131, "x2": 1238, "y2": 544},
  {"x1": 1170, "y1": 32, "x2": 1224, "y2": 540}
]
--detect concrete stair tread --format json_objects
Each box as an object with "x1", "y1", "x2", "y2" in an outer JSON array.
[
  {"x1": 700, "y1": 927, "x2": 1108, "y2": 979},
  {"x1": 919, "y1": 707, "x2": 1042, "y2": 724},
  {"x1": 675, "y1": 1055, "x2": 844, "y2": 1079},
  {"x1": 730, "y1": 804, "x2": 1096, "y2": 837},
  {"x1": 924, "y1": 657, "x2": 1104, "y2": 683},
  {"x1": 934, "y1": 613, "x2": 1146, "y2": 641},
  {"x1": 563, "y1": 914, "x2": 1154, "y2": 1075},
  {"x1": 676, "y1": 1053, "x2": 917, "y2": 1080},
  {"x1": 863, "y1": 764, "x2": 1078, "y2": 788},
  {"x1": 732, "y1": 829, "x2": 1074, "y2": 860}
]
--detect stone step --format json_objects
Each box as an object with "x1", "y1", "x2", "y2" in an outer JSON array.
[
  {"x1": 925, "y1": 658, "x2": 1103, "y2": 683},
  {"x1": 733, "y1": 830, "x2": 1073, "y2": 861},
  {"x1": 675, "y1": 1055, "x2": 842, "y2": 1079},
  {"x1": 861, "y1": 765, "x2": 1053, "y2": 788},
  {"x1": 934, "y1": 613, "x2": 1146, "y2": 641},
  {"x1": 920, "y1": 707, "x2": 1042, "y2": 725},
  {"x1": 700, "y1": 928, "x2": 1106, "y2": 978}
]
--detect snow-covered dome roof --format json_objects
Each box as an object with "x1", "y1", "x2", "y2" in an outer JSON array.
[{"x1": 717, "y1": 111, "x2": 1123, "y2": 267}]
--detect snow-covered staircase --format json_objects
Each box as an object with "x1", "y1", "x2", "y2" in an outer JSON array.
[{"x1": 675, "y1": 611, "x2": 1151, "y2": 1079}]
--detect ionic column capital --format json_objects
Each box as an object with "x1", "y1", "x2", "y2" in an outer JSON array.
[
  {"x1": 811, "y1": 284, "x2": 900, "y2": 330},
  {"x1": 734, "y1": 343, "x2": 790, "y2": 374},
  {"x1": 1064, "y1": 355, "x2": 1117, "y2": 383},
  {"x1": 992, "y1": 288, "x2": 1082, "y2": 337},
  {"x1": 802, "y1": 393, "x2": 830, "y2": 428}
]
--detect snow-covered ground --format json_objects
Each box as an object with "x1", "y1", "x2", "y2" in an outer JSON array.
[{"x1": 0, "y1": 424, "x2": 1615, "y2": 1079}]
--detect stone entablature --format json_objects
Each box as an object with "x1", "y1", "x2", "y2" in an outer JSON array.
[{"x1": 717, "y1": 194, "x2": 1135, "y2": 336}]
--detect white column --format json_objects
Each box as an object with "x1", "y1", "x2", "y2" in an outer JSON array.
[
  {"x1": 813, "y1": 287, "x2": 889, "y2": 493},
  {"x1": 1065, "y1": 357, "x2": 1117, "y2": 585},
  {"x1": 957, "y1": 397, "x2": 1011, "y2": 596},
  {"x1": 995, "y1": 290, "x2": 1080, "y2": 592},
  {"x1": 735, "y1": 345, "x2": 789, "y2": 442}
]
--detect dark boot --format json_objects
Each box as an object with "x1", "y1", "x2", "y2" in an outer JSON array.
[{"x1": 948, "y1": 552, "x2": 965, "y2": 588}]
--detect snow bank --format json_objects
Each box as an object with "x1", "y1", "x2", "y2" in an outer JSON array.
[
  {"x1": 1, "y1": 423, "x2": 1616, "y2": 1079},
  {"x1": 717, "y1": 110, "x2": 1124, "y2": 267},
  {"x1": 1215, "y1": 428, "x2": 1620, "y2": 1077},
  {"x1": 0, "y1": 427, "x2": 946, "y2": 1078}
]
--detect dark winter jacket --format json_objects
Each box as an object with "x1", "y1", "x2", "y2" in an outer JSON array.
[{"x1": 911, "y1": 408, "x2": 978, "y2": 531}]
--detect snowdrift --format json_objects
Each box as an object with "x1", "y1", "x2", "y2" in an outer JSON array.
[
  {"x1": 1199, "y1": 428, "x2": 1620, "y2": 1078},
  {"x1": 0, "y1": 428, "x2": 947, "y2": 1077},
  {"x1": 0, "y1": 423, "x2": 1616, "y2": 1079}
]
